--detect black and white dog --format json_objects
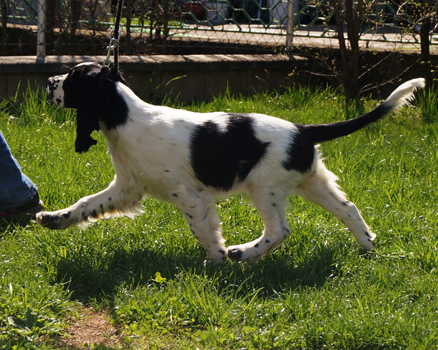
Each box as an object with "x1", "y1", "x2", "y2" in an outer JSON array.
[{"x1": 39, "y1": 62, "x2": 424, "y2": 262}]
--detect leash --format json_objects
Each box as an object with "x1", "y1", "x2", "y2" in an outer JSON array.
[{"x1": 100, "y1": 0, "x2": 124, "y2": 86}]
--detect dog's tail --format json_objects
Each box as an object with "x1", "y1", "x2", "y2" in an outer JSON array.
[{"x1": 299, "y1": 78, "x2": 425, "y2": 144}]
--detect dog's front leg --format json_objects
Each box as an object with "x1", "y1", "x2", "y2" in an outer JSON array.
[
  {"x1": 170, "y1": 186, "x2": 227, "y2": 263},
  {"x1": 36, "y1": 178, "x2": 142, "y2": 229}
]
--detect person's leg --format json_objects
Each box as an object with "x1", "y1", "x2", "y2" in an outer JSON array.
[{"x1": 0, "y1": 130, "x2": 43, "y2": 218}]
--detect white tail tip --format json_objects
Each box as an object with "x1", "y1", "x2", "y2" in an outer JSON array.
[{"x1": 385, "y1": 78, "x2": 425, "y2": 109}]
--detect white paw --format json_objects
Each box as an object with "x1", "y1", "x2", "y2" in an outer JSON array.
[
  {"x1": 226, "y1": 241, "x2": 265, "y2": 261},
  {"x1": 206, "y1": 248, "x2": 227, "y2": 264},
  {"x1": 36, "y1": 210, "x2": 77, "y2": 229}
]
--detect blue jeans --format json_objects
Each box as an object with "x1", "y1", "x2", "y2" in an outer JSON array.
[{"x1": 0, "y1": 129, "x2": 38, "y2": 211}]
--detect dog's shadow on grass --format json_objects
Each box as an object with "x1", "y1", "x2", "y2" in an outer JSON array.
[{"x1": 52, "y1": 242, "x2": 347, "y2": 303}]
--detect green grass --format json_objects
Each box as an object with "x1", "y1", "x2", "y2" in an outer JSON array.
[
  {"x1": 418, "y1": 88, "x2": 438, "y2": 123},
  {"x1": 1, "y1": 85, "x2": 437, "y2": 349}
]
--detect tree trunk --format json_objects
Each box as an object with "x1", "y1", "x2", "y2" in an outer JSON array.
[
  {"x1": 162, "y1": 0, "x2": 169, "y2": 52},
  {"x1": 1, "y1": 0, "x2": 7, "y2": 55},
  {"x1": 420, "y1": 16, "x2": 431, "y2": 89},
  {"x1": 419, "y1": 0, "x2": 434, "y2": 90},
  {"x1": 334, "y1": 0, "x2": 347, "y2": 72},
  {"x1": 126, "y1": 0, "x2": 131, "y2": 44},
  {"x1": 344, "y1": 0, "x2": 362, "y2": 104},
  {"x1": 45, "y1": 0, "x2": 58, "y2": 53},
  {"x1": 334, "y1": 0, "x2": 361, "y2": 110}
]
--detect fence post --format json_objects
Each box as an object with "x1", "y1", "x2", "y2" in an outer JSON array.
[
  {"x1": 37, "y1": 0, "x2": 47, "y2": 58},
  {"x1": 285, "y1": 0, "x2": 295, "y2": 49}
]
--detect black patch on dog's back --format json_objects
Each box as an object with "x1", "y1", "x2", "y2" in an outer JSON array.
[
  {"x1": 282, "y1": 126, "x2": 315, "y2": 173},
  {"x1": 190, "y1": 114, "x2": 269, "y2": 191}
]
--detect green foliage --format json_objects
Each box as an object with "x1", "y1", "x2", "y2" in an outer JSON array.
[
  {"x1": 0, "y1": 86, "x2": 437, "y2": 349},
  {"x1": 418, "y1": 88, "x2": 438, "y2": 123}
]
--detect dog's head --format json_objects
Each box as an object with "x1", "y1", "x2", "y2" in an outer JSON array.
[{"x1": 47, "y1": 62, "x2": 128, "y2": 153}]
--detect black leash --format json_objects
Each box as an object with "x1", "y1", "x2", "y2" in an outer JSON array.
[{"x1": 100, "y1": 0, "x2": 124, "y2": 86}]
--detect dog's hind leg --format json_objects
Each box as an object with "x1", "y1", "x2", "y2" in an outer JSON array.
[
  {"x1": 227, "y1": 187, "x2": 291, "y2": 261},
  {"x1": 294, "y1": 159, "x2": 376, "y2": 250},
  {"x1": 36, "y1": 178, "x2": 142, "y2": 229},
  {"x1": 170, "y1": 187, "x2": 227, "y2": 263}
]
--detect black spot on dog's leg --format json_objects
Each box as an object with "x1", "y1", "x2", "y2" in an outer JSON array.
[
  {"x1": 41, "y1": 215, "x2": 59, "y2": 226},
  {"x1": 265, "y1": 239, "x2": 270, "y2": 243},
  {"x1": 61, "y1": 212, "x2": 71, "y2": 219},
  {"x1": 40, "y1": 214, "x2": 60, "y2": 228}
]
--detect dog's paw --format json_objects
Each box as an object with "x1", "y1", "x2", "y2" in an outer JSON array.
[
  {"x1": 227, "y1": 247, "x2": 244, "y2": 261},
  {"x1": 206, "y1": 249, "x2": 227, "y2": 265},
  {"x1": 36, "y1": 211, "x2": 76, "y2": 229},
  {"x1": 226, "y1": 243, "x2": 264, "y2": 261},
  {"x1": 358, "y1": 239, "x2": 376, "y2": 251}
]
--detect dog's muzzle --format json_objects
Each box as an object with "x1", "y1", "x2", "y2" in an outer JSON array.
[{"x1": 47, "y1": 75, "x2": 65, "y2": 106}]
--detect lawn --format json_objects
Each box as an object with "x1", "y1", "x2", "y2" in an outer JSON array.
[{"x1": 1, "y1": 85, "x2": 437, "y2": 349}]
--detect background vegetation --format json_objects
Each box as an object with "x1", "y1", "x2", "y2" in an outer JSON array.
[{"x1": 0, "y1": 85, "x2": 437, "y2": 349}]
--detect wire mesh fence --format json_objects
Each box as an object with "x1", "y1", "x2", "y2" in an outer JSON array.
[{"x1": 1, "y1": 0, "x2": 437, "y2": 56}]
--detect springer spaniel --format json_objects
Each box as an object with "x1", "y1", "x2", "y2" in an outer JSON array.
[{"x1": 39, "y1": 62, "x2": 424, "y2": 262}]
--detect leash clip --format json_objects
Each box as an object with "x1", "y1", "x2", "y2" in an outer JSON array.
[{"x1": 103, "y1": 37, "x2": 119, "y2": 67}]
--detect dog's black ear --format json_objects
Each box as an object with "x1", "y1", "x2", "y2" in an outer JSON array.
[
  {"x1": 75, "y1": 109, "x2": 100, "y2": 153},
  {"x1": 109, "y1": 66, "x2": 126, "y2": 85}
]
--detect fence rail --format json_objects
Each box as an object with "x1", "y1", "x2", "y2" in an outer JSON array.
[{"x1": 1, "y1": 0, "x2": 437, "y2": 56}]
